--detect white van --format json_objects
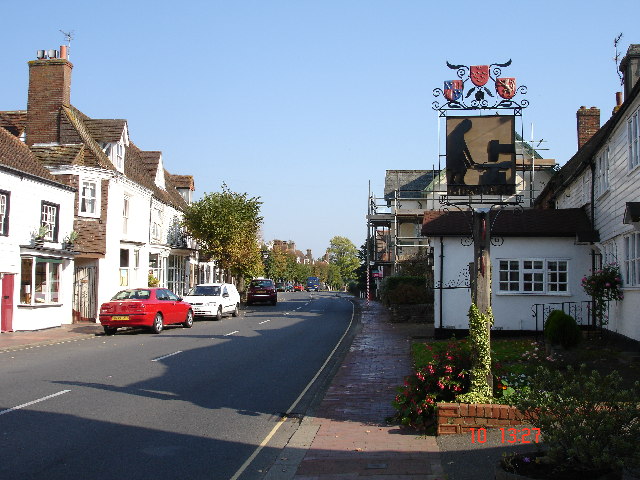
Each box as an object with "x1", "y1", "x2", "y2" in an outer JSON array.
[{"x1": 182, "y1": 283, "x2": 240, "y2": 320}]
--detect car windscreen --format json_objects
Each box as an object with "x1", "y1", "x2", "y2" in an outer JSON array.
[
  {"x1": 111, "y1": 289, "x2": 151, "y2": 300},
  {"x1": 250, "y1": 280, "x2": 273, "y2": 288},
  {"x1": 187, "y1": 285, "x2": 221, "y2": 296}
]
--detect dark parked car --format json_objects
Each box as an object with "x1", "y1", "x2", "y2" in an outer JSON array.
[
  {"x1": 247, "y1": 278, "x2": 277, "y2": 305},
  {"x1": 99, "y1": 287, "x2": 193, "y2": 335}
]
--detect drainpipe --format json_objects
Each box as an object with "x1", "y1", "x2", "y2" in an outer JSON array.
[{"x1": 439, "y1": 236, "x2": 444, "y2": 329}]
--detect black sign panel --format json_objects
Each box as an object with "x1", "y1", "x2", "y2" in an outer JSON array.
[{"x1": 446, "y1": 115, "x2": 516, "y2": 195}]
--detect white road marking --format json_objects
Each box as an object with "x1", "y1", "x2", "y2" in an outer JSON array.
[
  {"x1": 229, "y1": 300, "x2": 355, "y2": 480},
  {"x1": 0, "y1": 390, "x2": 70, "y2": 416},
  {"x1": 224, "y1": 331, "x2": 239, "y2": 336},
  {"x1": 151, "y1": 351, "x2": 183, "y2": 362},
  {"x1": 258, "y1": 320, "x2": 270, "y2": 325}
]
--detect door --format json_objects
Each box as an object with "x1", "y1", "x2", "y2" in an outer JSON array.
[
  {"x1": 1, "y1": 274, "x2": 14, "y2": 332},
  {"x1": 73, "y1": 266, "x2": 97, "y2": 323}
]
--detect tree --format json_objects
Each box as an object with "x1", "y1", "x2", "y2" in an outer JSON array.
[
  {"x1": 327, "y1": 236, "x2": 359, "y2": 283},
  {"x1": 183, "y1": 184, "x2": 264, "y2": 281}
]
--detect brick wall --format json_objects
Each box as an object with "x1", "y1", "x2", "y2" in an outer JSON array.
[
  {"x1": 26, "y1": 59, "x2": 73, "y2": 146},
  {"x1": 437, "y1": 402, "x2": 526, "y2": 435},
  {"x1": 576, "y1": 106, "x2": 600, "y2": 150},
  {"x1": 61, "y1": 175, "x2": 108, "y2": 256}
]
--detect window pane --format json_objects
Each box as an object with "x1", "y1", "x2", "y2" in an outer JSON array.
[
  {"x1": 34, "y1": 261, "x2": 47, "y2": 303},
  {"x1": 20, "y1": 257, "x2": 33, "y2": 304},
  {"x1": 49, "y1": 263, "x2": 60, "y2": 303}
]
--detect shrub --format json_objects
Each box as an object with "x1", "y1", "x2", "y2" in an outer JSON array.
[
  {"x1": 390, "y1": 340, "x2": 470, "y2": 430},
  {"x1": 544, "y1": 310, "x2": 581, "y2": 349},
  {"x1": 509, "y1": 365, "x2": 640, "y2": 474},
  {"x1": 378, "y1": 275, "x2": 431, "y2": 305}
]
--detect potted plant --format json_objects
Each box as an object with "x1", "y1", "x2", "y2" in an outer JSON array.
[
  {"x1": 500, "y1": 364, "x2": 640, "y2": 479},
  {"x1": 32, "y1": 225, "x2": 48, "y2": 246},
  {"x1": 63, "y1": 230, "x2": 78, "y2": 250}
]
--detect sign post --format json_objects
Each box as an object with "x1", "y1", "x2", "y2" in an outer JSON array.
[{"x1": 433, "y1": 59, "x2": 528, "y2": 399}]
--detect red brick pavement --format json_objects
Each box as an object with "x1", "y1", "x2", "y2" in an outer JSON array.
[{"x1": 291, "y1": 299, "x2": 445, "y2": 479}]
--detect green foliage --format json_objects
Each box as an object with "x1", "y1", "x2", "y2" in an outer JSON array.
[
  {"x1": 148, "y1": 274, "x2": 159, "y2": 287},
  {"x1": 378, "y1": 276, "x2": 431, "y2": 305},
  {"x1": 581, "y1": 264, "x2": 624, "y2": 328},
  {"x1": 390, "y1": 340, "x2": 470, "y2": 430},
  {"x1": 509, "y1": 365, "x2": 640, "y2": 473},
  {"x1": 457, "y1": 304, "x2": 494, "y2": 404},
  {"x1": 327, "y1": 236, "x2": 359, "y2": 283},
  {"x1": 182, "y1": 184, "x2": 264, "y2": 279},
  {"x1": 544, "y1": 310, "x2": 582, "y2": 349}
]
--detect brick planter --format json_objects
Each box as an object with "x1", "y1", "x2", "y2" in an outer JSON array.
[{"x1": 437, "y1": 402, "x2": 526, "y2": 435}]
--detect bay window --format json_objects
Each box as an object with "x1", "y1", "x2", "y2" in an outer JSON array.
[{"x1": 20, "y1": 256, "x2": 62, "y2": 305}]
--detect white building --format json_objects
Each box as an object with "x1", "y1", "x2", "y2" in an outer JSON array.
[
  {"x1": 0, "y1": 47, "x2": 215, "y2": 328},
  {"x1": 0, "y1": 127, "x2": 76, "y2": 331},
  {"x1": 536, "y1": 44, "x2": 640, "y2": 341}
]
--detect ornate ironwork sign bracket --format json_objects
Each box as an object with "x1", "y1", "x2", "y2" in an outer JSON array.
[
  {"x1": 439, "y1": 199, "x2": 524, "y2": 247},
  {"x1": 433, "y1": 60, "x2": 528, "y2": 113}
]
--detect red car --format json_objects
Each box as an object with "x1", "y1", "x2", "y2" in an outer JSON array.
[
  {"x1": 293, "y1": 284, "x2": 304, "y2": 292},
  {"x1": 246, "y1": 278, "x2": 277, "y2": 305},
  {"x1": 99, "y1": 287, "x2": 194, "y2": 335}
]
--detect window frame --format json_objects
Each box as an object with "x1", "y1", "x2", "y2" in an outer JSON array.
[
  {"x1": 122, "y1": 195, "x2": 130, "y2": 235},
  {"x1": 624, "y1": 233, "x2": 640, "y2": 287},
  {"x1": 629, "y1": 108, "x2": 640, "y2": 171},
  {"x1": 595, "y1": 145, "x2": 610, "y2": 197},
  {"x1": 78, "y1": 177, "x2": 100, "y2": 218},
  {"x1": 40, "y1": 201, "x2": 59, "y2": 242},
  {"x1": 0, "y1": 189, "x2": 10, "y2": 236},
  {"x1": 20, "y1": 256, "x2": 62, "y2": 305},
  {"x1": 497, "y1": 258, "x2": 570, "y2": 295}
]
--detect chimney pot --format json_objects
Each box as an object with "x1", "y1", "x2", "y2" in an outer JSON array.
[{"x1": 59, "y1": 45, "x2": 67, "y2": 59}]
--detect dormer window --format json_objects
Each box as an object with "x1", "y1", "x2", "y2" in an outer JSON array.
[
  {"x1": 115, "y1": 142, "x2": 125, "y2": 172},
  {"x1": 102, "y1": 141, "x2": 126, "y2": 173}
]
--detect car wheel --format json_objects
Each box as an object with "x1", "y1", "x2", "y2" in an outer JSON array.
[
  {"x1": 216, "y1": 306, "x2": 223, "y2": 321},
  {"x1": 271, "y1": 298, "x2": 277, "y2": 306},
  {"x1": 232, "y1": 303, "x2": 239, "y2": 317},
  {"x1": 151, "y1": 313, "x2": 163, "y2": 334},
  {"x1": 103, "y1": 326, "x2": 117, "y2": 335},
  {"x1": 183, "y1": 309, "x2": 194, "y2": 328}
]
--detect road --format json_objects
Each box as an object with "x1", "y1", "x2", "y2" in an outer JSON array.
[{"x1": 0, "y1": 292, "x2": 355, "y2": 480}]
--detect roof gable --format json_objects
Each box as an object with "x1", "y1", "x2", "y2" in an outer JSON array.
[{"x1": 0, "y1": 126, "x2": 64, "y2": 184}]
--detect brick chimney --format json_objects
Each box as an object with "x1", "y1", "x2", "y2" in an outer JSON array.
[
  {"x1": 576, "y1": 106, "x2": 600, "y2": 150},
  {"x1": 619, "y1": 44, "x2": 640, "y2": 101},
  {"x1": 26, "y1": 48, "x2": 73, "y2": 146}
]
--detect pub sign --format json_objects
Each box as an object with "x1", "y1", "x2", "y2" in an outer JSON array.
[{"x1": 445, "y1": 115, "x2": 516, "y2": 195}]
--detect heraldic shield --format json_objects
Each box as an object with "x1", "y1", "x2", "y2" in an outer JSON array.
[
  {"x1": 444, "y1": 80, "x2": 463, "y2": 102},
  {"x1": 496, "y1": 77, "x2": 516, "y2": 99},
  {"x1": 470, "y1": 65, "x2": 489, "y2": 87}
]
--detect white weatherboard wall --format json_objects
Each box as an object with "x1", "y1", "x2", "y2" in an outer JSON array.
[
  {"x1": 0, "y1": 170, "x2": 75, "y2": 330},
  {"x1": 434, "y1": 236, "x2": 593, "y2": 331}
]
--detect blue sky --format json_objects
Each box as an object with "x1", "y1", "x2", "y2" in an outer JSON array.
[{"x1": 1, "y1": 1, "x2": 638, "y2": 258}]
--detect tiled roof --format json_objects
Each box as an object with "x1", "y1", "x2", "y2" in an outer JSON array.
[
  {"x1": 384, "y1": 170, "x2": 438, "y2": 201},
  {"x1": 139, "y1": 151, "x2": 161, "y2": 174},
  {"x1": 535, "y1": 77, "x2": 640, "y2": 208},
  {"x1": 31, "y1": 144, "x2": 84, "y2": 167},
  {"x1": 62, "y1": 106, "x2": 115, "y2": 170},
  {"x1": 0, "y1": 111, "x2": 27, "y2": 137},
  {"x1": 422, "y1": 208, "x2": 594, "y2": 238},
  {"x1": 0, "y1": 127, "x2": 63, "y2": 183},
  {"x1": 170, "y1": 174, "x2": 194, "y2": 190},
  {"x1": 124, "y1": 143, "x2": 188, "y2": 210},
  {"x1": 83, "y1": 119, "x2": 127, "y2": 143}
]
